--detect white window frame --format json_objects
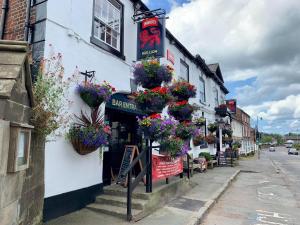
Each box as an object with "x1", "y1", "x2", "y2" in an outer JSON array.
[
  {"x1": 179, "y1": 59, "x2": 189, "y2": 81},
  {"x1": 93, "y1": 0, "x2": 122, "y2": 51},
  {"x1": 199, "y1": 77, "x2": 206, "y2": 103},
  {"x1": 214, "y1": 88, "x2": 219, "y2": 106}
]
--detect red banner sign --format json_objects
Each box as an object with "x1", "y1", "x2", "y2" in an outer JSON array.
[
  {"x1": 167, "y1": 49, "x2": 175, "y2": 65},
  {"x1": 152, "y1": 155, "x2": 183, "y2": 181},
  {"x1": 142, "y1": 17, "x2": 159, "y2": 29}
]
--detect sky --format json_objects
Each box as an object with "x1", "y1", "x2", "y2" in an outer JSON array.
[{"x1": 142, "y1": 0, "x2": 300, "y2": 134}]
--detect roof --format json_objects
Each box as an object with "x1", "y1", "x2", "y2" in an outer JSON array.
[
  {"x1": 208, "y1": 63, "x2": 224, "y2": 83},
  {"x1": 130, "y1": 0, "x2": 229, "y2": 95},
  {"x1": 0, "y1": 40, "x2": 33, "y2": 105}
]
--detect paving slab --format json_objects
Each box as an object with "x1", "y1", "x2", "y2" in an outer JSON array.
[{"x1": 45, "y1": 167, "x2": 240, "y2": 225}]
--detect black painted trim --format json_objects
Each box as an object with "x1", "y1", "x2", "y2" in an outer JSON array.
[
  {"x1": 90, "y1": 0, "x2": 125, "y2": 61},
  {"x1": 43, "y1": 183, "x2": 103, "y2": 222}
]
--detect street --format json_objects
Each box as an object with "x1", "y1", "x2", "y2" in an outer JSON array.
[{"x1": 201, "y1": 147, "x2": 300, "y2": 225}]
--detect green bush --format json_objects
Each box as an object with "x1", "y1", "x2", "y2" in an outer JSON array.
[
  {"x1": 293, "y1": 143, "x2": 300, "y2": 150},
  {"x1": 199, "y1": 152, "x2": 212, "y2": 161}
]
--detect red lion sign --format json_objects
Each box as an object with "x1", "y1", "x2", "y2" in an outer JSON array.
[
  {"x1": 137, "y1": 17, "x2": 165, "y2": 60},
  {"x1": 139, "y1": 27, "x2": 161, "y2": 48}
]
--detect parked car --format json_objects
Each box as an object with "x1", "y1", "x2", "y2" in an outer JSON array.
[
  {"x1": 269, "y1": 146, "x2": 275, "y2": 152},
  {"x1": 288, "y1": 148, "x2": 299, "y2": 155}
]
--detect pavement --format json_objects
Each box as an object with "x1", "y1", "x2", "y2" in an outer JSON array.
[
  {"x1": 45, "y1": 166, "x2": 240, "y2": 225},
  {"x1": 201, "y1": 147, "x2": 300, "y2": 225}
]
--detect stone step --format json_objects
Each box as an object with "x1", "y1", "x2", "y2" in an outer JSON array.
[
  {"x1": 86, "y1": 203, "x2": 142, "y2": 220},
  {"x1": 103, "y1": 188, "x2": 151, "y2": 200},
  {"x1": 95, "y1": 194, "x2": 147, "y2": 210}
]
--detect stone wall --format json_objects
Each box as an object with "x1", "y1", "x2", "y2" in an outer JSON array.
[{"x1": 0, "y1": 41, "x2": 44, "y2": 225}]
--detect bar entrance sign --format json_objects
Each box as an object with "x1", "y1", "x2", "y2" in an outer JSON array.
[{"x1": 116, "y1": 145, "x2": 145, "y2": 187}]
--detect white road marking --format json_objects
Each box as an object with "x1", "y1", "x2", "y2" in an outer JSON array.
[{"x1": 254, "y1": 210, "x2": 294, "y2": 225}]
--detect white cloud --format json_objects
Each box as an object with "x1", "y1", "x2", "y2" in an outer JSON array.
[
  {"x1": 141, "y1": 0, "x2": 149, "y2": 5},
  {"x1": 166, "y1": 0, "x2": 300, "y2": 133}
]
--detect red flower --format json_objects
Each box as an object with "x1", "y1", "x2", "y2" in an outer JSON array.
[
  {"x1": 149, "y1": 113, "x2": 161, "y2": 119},
  {"x1": 175, "y1": 100, "x2": 188, "y2": 106},
  {"x1": 151, "y1": 87, "x2": 168, "y2": 95}
]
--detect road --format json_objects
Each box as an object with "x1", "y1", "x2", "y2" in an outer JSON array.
[{"x1": 201, "y1": 147, "x2": 300, "y2": 225}]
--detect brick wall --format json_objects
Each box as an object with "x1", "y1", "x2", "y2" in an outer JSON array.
[{"x1": 0, "y1": 0, "x2": 36, "y2": 41}]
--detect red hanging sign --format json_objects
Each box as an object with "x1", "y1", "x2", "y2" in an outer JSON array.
[
  {"x1": 152, "y1": 155, "x2": 183, "y2": 181},
  {"x1": 137, "y1": 17, "x2": 165, "y2": 60},
  {"x1": 167, "y1": 49, "x2": 175, "y2": 65},
  {"x1": 142, "y1": 17, "x2": 159, "y2": 29}
]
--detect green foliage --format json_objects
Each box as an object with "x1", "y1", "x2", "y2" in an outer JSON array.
[
  {"x1": 293, "y1": 143, "x2": 300, "y2": 150},
  {"x1": 199, "y1": 152, "x2": 212, "y2": 161},
  {"x1": 32, "y1": 52, "x2": 73, "y2": 137},
  {"x1": 207, "y1": 123, "x2": 218, "y2": 133},
  {"x1": 260, "y1": 135, "x2": 273, "y2": 144}
]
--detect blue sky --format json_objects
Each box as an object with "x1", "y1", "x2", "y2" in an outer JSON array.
[{"x1": 146, "y1": 0, "x2": 190, "y2": 13}]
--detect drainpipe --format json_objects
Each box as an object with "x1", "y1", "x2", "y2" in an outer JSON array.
[
  {"x1": 0, "y1": 0, "x2": 9, "y2": 39},
  {"x1": 24, "y1": 0, "x2": 31, "y2": 42}
]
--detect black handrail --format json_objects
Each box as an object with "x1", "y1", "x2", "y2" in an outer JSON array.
[{"x1": 121, "y1": 145, "x2": 149, "y2": 221}]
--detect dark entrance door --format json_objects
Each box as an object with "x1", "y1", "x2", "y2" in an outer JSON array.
[{"x1": 103, "y1": 108, "x2": 142, "y2": 185}]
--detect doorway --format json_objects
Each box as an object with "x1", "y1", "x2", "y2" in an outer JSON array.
[{"x1": 103, "y1": 108, "x2": 143, "y2": 185}]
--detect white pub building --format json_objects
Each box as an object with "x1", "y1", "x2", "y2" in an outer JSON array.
[{"x1": 23, "y1": 0, "x2": 229, "y2": 220}]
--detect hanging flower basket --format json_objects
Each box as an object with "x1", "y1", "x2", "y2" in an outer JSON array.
[
  {"x1": 193, "y1": 134, "x2": 205, "y2": 146},
  {"x1": 193, "y1": 117, "x2": 206, "y2": 127},
  {"x1": 215, "y1": 104, "x2": 228, "y2": 117},
  {"x1": 205, "y1": 134, "x2": 216, "y2": 144},
  {"x1": 77, "y1": 81, "x2": 116, "y2": 108},
  {"x1": 137, "y1": 114, "x2": 178, "y2": 141},
  {"x1": 222, "y1": 128, "x2": 233, "y2": 137},
  {"x1": 168, "y1": 101, "x2": 196, "y2": 121},
  {"x1": 159, "y1": 137, "x2": 189, "y2": 157},
  {"x1": 68, "y1": 125, "x2": 110, "y2": 155},
  {"x1": 67, "y1": 109, "x2": 111, "y2": 155},
  {"x1": 175, "y1": 121, "x2": 198, "y2": 140},
  {"x1": 169, "y1": 80, "x2": 196, "y2": 101},
  {"x1": 207, "y1": 123, "x2": 218, "y2": 133},
  {"x1": 133, "y1": 87, "x2": 172, "y2": 114},
  {"x1": 133, "y1": 60, "x2": 173, "y2": 89},
  {"x1": 223, "y1": 136, "x2": 233, "y2": 144}
]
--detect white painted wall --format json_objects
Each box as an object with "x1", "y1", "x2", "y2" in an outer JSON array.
[{"x1": 43, "y1": 0, "x2": 228, "y2": 197}]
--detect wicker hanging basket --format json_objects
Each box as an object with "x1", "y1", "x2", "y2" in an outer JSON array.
[{"x1": 71, "y1": 138, "x2": 98, "y2": 155}]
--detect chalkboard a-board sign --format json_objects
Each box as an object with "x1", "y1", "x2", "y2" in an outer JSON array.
[
  {"x1": 219, "y1": 151, "x2": 227, "y2": 166},
  {"x1": 116, "y1": 145, "x2": 145, "y2": 187}
]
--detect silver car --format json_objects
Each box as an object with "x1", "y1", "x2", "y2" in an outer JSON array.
[
  {"x1": 269, "y1": 146, "x2": 275, "y2": 152},
  {"x1": 288, "y1": 148, "x2": 299, "y2": 155}
]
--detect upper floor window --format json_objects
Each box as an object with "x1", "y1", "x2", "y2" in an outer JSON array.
[
  {"x1": 92, "y1": 0, "x2": 124, "y2": 59},
  {"x1": 179, "y1": 59, "x2": 189, "y2": 81},
  {"x1": 199, "y1": 77, "x2": 206, "y2": 103},
  {"x1": 214, "y1": 88, "x2": 219, "y2": 106}
]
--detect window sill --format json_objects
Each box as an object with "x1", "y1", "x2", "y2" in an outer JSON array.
[{"x1": 90, "y1": 36, "x2": 125, "y2": 61}]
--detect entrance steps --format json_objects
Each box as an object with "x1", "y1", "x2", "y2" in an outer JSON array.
[{"x1": 86, "y1": 177, "x2": 196, "y2": 221}]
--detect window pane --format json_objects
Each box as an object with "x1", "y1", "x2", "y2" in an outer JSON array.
[
  {"x1": 100, "y1": 22, "x2": 105, "y2": 41},
  {"x1": 180, "y1": 61, "x2": 188, "y2": 81},
  {"x1": 94, "y1": 20, "x2": 100, "y2": 38},
  {"x1": 106, "y1": 27, "x2": 112, "y2": 44},
  {"x1": 100, "y1": 0, "x2": 108, "y2": 22},
  {"x1": 95, "y1": 0, "x2": 101, "y2": 18},
  {"x1": 112, "y1": 37, "x2": 117, "y2": 48},
  {"x1": 108, "y1": 4, "x2": 114, "y2": 27},
  {"x1": 93, "y1": 0, "x2": 121, "y2": 51}
]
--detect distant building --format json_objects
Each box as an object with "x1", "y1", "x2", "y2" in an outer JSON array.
[
  {"x1": 233, "y1": 107, "x2": 256, "y2": 154},
  {"x1": 284, "y1": 135, "x2": 300, "y2": 144}
]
